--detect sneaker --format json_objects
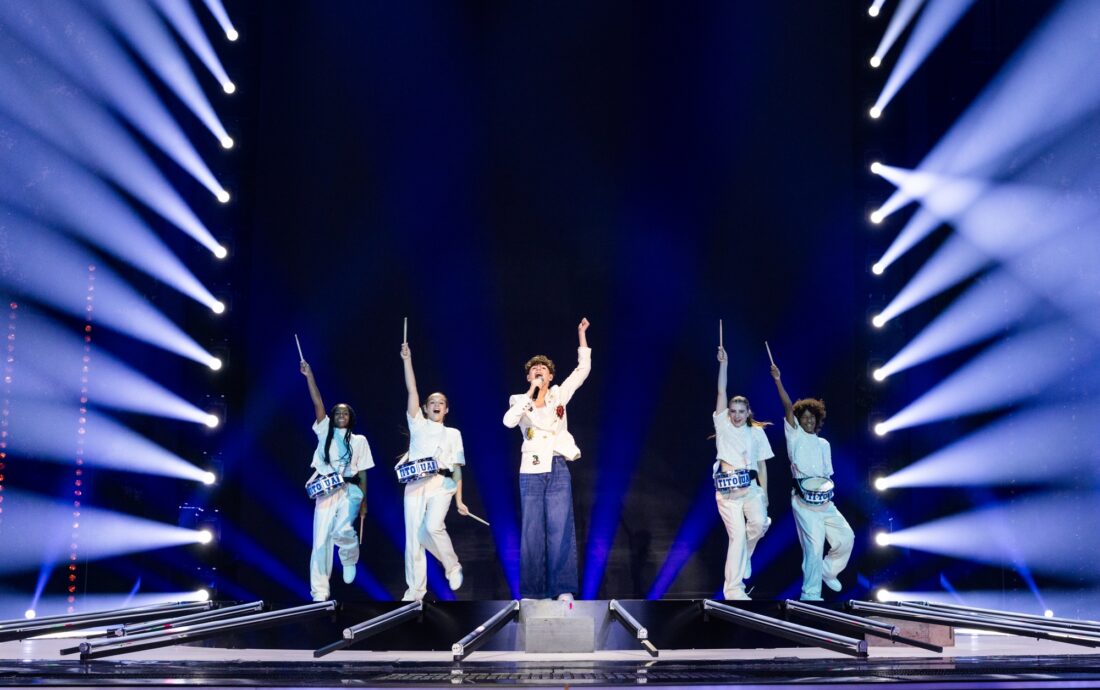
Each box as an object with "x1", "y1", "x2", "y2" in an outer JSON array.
[
  {"x1": 556, "y1": 592, "x2": 574, "y2": 602},
  {"x1": 342, "y1": 564, "x2": 356, "y2": 584},
  {"x1": 448, "y1": 567, "x2": 464, "y2": 591},
  {"x1": 727, "y1": 590, "x2": 751, "y2": 601},
  {"x1": 823, "y1": 575, "x2": 842, "y2": 592}
]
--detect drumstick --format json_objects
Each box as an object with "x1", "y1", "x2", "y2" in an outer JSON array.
[
  {"x1": 464, "y1": 510, "x2": 491, "y2": 527},
  {"x1": 719, "y1": 319, "x2": 723, "y2": 349},
  {"x1": 358, "y1": 511, "x2": 365, "y2": 545},
  {"x1": 765, "y1": 340, "x2": 775, "y2": 367},
  {"x1": 294, "y1": 333, "x2": 304, "y2": 362},
  {"x1": 403, "y1": 317, "x2": 407, "y2": 345}
]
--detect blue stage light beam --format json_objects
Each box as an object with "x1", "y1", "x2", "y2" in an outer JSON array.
[
  {"x1": 17, "y1": 315, "x2": 221, "y2": 423},
  {"x1": 0, "y1": 220, "x2": 222, "y2": 368},
  {"x1": 647, "y1": 479, "x2": 720, "y2": 599},
  {"x1": 869, "y1": 0, "x2": 925, "y2": 69},
  {"x1": 94, "y1": 0, "x2": 234, "y2": 142},
  {"x1": 10, "y1": 401, "x2": 216, "y2": 483},
  {"x1": 878, "y1": 492, "x2": 1099, "y2": 580},
  {"x1": 871, "y1": 0, "x2": 976, "y2": 117},
  {"x1": 197, "y1": 0, "x2": 239, "y2": 41},
  {"x1": 874, "y1": 0, "x2": 1100, "y2": 262},
  {"x1": 875, "y1": 269, "x2": 1034, "y2": 379},
  {"x1": 878, "y1": 403, "x2": 1100, "y2": 489},
  {"x1": 0, "y1": 29, "x2": 227, "y2": 256},
  {"x1": 0, "y1": 134, "x2": 223, "y2": 306},
  {"x1": 872, "y1": 234, "x2": 991, "y2": 327},
  {"x1": 0, "y1": 488, "x2": 213, "y2": 575},
  {"x1": 0, "y1": 0, "x2": 229, "y2": 200},
  {"x1": 876, "y1": 322, "x2": 1097, "y2": 435},
  {"x1": 151, "y1": 0, "x2": 236, "y2": 93}
]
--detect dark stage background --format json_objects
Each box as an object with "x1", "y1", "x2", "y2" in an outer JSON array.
[{"x1": 229, "y1": 2, "x2": 864, "y2": 602}]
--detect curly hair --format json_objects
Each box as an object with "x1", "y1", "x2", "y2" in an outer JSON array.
[
  {"x1": 792, "y1": 398, "x2": 827, "y2": 433},
  {"x1": 524, "y1": 355, "x2": 556, "y2": 376},
  {"x1": 729, "y1": 395, "x2": 772, "y2": 428}
]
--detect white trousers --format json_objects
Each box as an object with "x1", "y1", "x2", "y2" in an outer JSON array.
[
  {"x1": 309, "y1": 484, "x2": 363, "y2": 601},
  {"x1": 402, "y1": 474, "x2": 460, "y2": 601},
  {"x1": 790, "y1": 494, "x2": 854, "y2": 600},
  {"x1": 715, "y1": 485, "x2": 770, "y2": 599}
]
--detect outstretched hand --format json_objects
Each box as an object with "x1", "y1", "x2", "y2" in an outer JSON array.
[
  {"x1": 770, "y1": 364, "x2": 781, "y2": 380},
  {"x1": 717, "y1": 346, "x2": 727, "y2": 363},
  {"x1": 400, "y1": 343, "x2": 411, "y2": 360},
  {"x1": 300, "y1": 360, "x2": 313, "y2": 377}
]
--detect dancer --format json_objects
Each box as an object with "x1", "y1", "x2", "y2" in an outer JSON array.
[
  {"x1": 713, "y1": 345, "x2": 773, "y2": 600},
  {"x1": 503, "y1": 318, "x2": 591, "y2": 601},
  {"x1": 398, "y1": 341, "x2": 467, "y2": 601},
  {"x1": 301, "y1": 360, "x2": 375, "y2": 602},
  {"x1": 770, "y1": 361, "x2": 854, "y2": 601}
]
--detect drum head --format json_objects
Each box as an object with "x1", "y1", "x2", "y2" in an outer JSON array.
[{"x1": 801, "y1": 477, "x2": 833, "y2": 492}]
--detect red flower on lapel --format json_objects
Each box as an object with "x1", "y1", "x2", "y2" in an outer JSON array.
[{"x1": 556, "y1": 404, "x2": 565, "y2": 419}]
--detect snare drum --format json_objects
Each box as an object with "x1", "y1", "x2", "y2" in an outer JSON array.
[
  {"x1": 306, "y1": 473, "x2": 346, "y2": 499},
  {"x1": 396, "y1": 458, "x2": 440, "y2": 484},
  {"x1": 714, "y1": 468, "x2": 753, "y2": 491},
  {"x1": 797, "y1": 477, "x2": 835, "y2": 504}
]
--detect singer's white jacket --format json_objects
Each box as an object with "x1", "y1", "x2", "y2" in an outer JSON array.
[{"x1": 503, "y1": 347, "x2": 591, "y2": 474}]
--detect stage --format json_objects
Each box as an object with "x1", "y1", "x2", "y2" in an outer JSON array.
[{"x1": 4, "y1": 599, "x2": 1100, "y2": 688}]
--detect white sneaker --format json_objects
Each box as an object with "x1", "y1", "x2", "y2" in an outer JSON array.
[
  {"x1": 556, "y1": 592, "x2": 574, "y2": 602},
  {"x1": 727, "y1": 590, "x2": 751, "y2": 601},
  {"x1": 448, "y1": 567, "x2": 464, "y2": 591},
  {"x1": 823, "y1": 575, "x2": 842, "y2": 592},
  {"x1": 342, "y1": 564, "x2": 356, "y2": 584}
]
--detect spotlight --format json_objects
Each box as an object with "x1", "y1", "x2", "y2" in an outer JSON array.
[
  {"x1": 226, "y1": 29, "x2": 239, "y2": 42},
  {"x1": 216, "y1": 189, "x2": 230, "y2": 203},
  {"x1": 1044, "y1": 609, "x2": 1054, "y2": 618},
  {"x1": 201, "y1": 471, "x2": 217, "y2": 486},
  {"x1": 197, "y1": 588, "x2": 212, "y2": 601},
  {"x1": 872, "y1": 262, "x2": 885, "y2": 276},
  {"x1": 869, "y1": 161, "x2": 884, "y2": 175},
  {"x1": 223, "y1": 82, "x2": 236, "y2": 95},
  {"x1": 209, "y1": 357, "x2": 223, "y2": 371},
  {"x1": 220, "y1": 136, "x2": 234, "y2": 150},
  {"x1": 868, "y1": 5, "x2": 880, "y2": 17},
  {"x1": 213, "y1": 245, "x2": 229, "y2": 260},
  {"x1": 874, "y1": 477, "x2": 889, "y2": 491},
  {"x1": 24, "y1": 609, "x2": 36, "y2": 620},
  {"x1": 870, "y1": 55, "x2": 882, "y2": 68},
  {"x1": 204, "y1": 414, "x2": 220, "y2": 429},
  {"x1": 874, "y1": 531, "x2": 891, "y2": 547},
  {"x1": 872, "y1": 368, "x2": 887, "y2": 382},
  {"x1": 211, "y1": 301, "x2": 226, "y2": 315},
  {"x1": 874, "y1": 422, "x2": 888, "y2": 437},
  {"x1": 872, "y1": 314, "x2": 886, "y2": 329},
  {"x1": 875, "y1": 588, "x2": 892, "y2": 602},
  {"x1": 870, "y1": 209, "x2": 885, "y2": 224},
  {"x1": 198, "y1": 529, "x2": 214, "y2": 545},
  {"x1": 869, "y1": 106, "x2": 882, "y2": 119}
]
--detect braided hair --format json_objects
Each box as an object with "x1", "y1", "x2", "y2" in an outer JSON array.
[{"x1": 323, "y1": 403, "x2": 357, "y2": 466}]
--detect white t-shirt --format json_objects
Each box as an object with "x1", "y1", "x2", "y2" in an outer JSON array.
[
  {"x1": 784, "y1": 419, "x2": 832, "y2": 478},
  {"x1": 713, "y1": 412, "x2": 773, "y2": 470},
  {"x1": 406, "y1": 410, "x2": 465, "y2": 472},
  {"x1": 311, "y1": 416, "x2": 375, "y2": 475}
]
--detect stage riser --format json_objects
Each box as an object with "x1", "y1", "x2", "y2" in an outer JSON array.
[{"x1": 207, "y1": 600, "x2": 862, "y2": 652}]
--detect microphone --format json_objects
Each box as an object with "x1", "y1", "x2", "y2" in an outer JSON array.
[{"x1": 531, "y1": 376, "x2": 544, "y2": 397}]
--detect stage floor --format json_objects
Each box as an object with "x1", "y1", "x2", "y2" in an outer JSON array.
[{"x1": 4, "y1": 633, "x2": 1100, "y2": 688}]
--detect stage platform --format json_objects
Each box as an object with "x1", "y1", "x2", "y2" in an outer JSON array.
[{"x1": 3, "y1": 599, "x2": 1100, "y2": 688}]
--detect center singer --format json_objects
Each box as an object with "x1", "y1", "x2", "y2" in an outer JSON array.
[{"x1": 503, "y1": 317, "x2": 591, "y2": 601}]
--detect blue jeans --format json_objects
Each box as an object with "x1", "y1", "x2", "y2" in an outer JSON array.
[{"x1": 519, "y1": 456, "x2": 579, "y2": 599}]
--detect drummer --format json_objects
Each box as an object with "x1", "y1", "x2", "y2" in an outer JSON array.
[
  {"x1": 300, "y1": 360, "x2": 375, "y2": 602},
  {"x1": 399, "y1": 341, "x2": 468, "y2": 601},
  {"x1": 713, "y1": 346, "x2": 774, "y2": 600},
  {"x1": 770, "y1": 362, "x2": 854, "y2": 601}
]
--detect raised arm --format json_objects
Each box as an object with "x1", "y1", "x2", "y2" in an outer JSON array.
[
  {"x1": 578, "y1": 317, "x2": 589, "y2": 349},
  {"x1": 771, "y1": 364, "x2": 795, "y2": 428},
  {"x1": 300, "y1": 361, "x2": 326, "y2": 423},
  {"x1": 715, "y1": 346, "x2": 728, "y2": 414},
  {"x1": 400, "y1": 343, "x2": 420, "y2": 417},
  {"x1": 555, "y1": 318, "x2": 592, "y2": 405}
]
